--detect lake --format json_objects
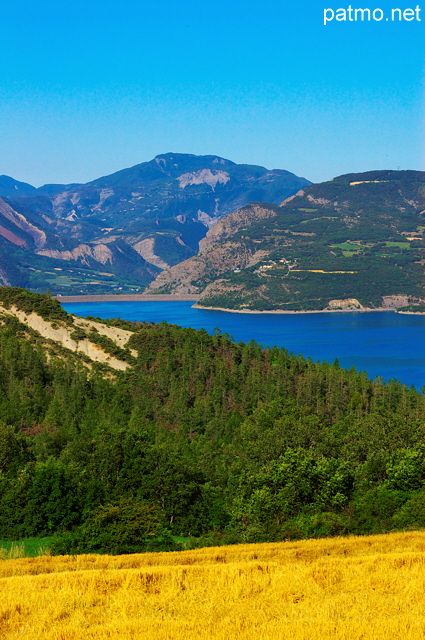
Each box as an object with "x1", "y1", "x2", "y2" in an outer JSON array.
[{"x1": 61, "y1": 301, "x2": 425, "y2": 391}]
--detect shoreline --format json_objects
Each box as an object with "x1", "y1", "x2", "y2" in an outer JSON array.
[
  {"x1": 192, "y1": 304, "x2": 400, "y2": 315},
  {"x1": 57, "y1": 294, "x2": 200, "y2": 303},
  {"x1": 398, "y1": 310, "x2": 425, "y2": 315},
  {"x1": 56, "y1": 295, "x2": 425, "y2": 315}
]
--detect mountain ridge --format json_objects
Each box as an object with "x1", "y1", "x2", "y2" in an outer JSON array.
[{"x1": 0, "y1": 153, "x2": 310, "y2": 295}]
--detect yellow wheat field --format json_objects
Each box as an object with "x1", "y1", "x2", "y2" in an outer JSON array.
[{"x1": 1, "y1": 532, "x2": 425, "y2": 639}]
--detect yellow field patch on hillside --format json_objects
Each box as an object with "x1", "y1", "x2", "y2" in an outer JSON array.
[
  {"x1": 349, "y1": 180, "x2": 390, "y2": 186},
  {"x1": 1, "y1": 532, "x2": 425, "y2": 639},
  {"x1": 291, "y1": 269, "x2": 357, "y2": 274}
]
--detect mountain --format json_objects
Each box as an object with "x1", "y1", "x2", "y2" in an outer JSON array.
[
  {"x1": 1, "y1": 154, "x2": 310, "y2": 294},
  {"x1": 147, "y1": 170, "x2": 425, "y2": 311},
  {"x1": 0, "y1": 175, "x2": 36, "y2": 198},
  {"x1": 60, "y1": 153, "x2": 310, "y2": 230},
  {"x1": 30, "y1": 152, "x2": 311, "y2": 266}
]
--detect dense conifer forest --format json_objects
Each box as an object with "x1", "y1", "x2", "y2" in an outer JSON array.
[{"x1": 0, "y1": 289, "x2": 424, "y2": 554}]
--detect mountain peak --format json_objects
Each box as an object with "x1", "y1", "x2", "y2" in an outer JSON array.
[
  {"x1": 153, "y1": 152, "x2": 235, "y2": 166},
  {"x1": 149, "y1": 153, "x2": 236, "y2": 176}
]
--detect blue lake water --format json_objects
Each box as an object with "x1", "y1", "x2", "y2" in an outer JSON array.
[{"x1": 62, "y1": 302, "x2": 425, "y2": 391}]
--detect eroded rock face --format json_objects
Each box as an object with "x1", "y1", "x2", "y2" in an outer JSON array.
[
  {"x1": 132, "y1": 238, "x2": 170, "y2": 270},
  {"x1": 146, "y1": 204, "x2": 279, "y2": 295},
  {"x1": 146, "y1": 254, "x2": 209, "y2": 295},
  {"x1": 199, "y1": 204, "x2": 278, "y2": 252},
  {"x1": 0, "y1": 270, "x2": 10, "y2": 286},
  {"x1": 0, "y1": 199, "x2": 47, "y2": 249},
  {"x1": 327, "y1": 299, "x2": 364, "y2": 310},
  {"x1": 37, "y1": 244, "x2": 114, "y2": 265},
  {"x1": 0, "y1": 304, "x2": 134, "y2": 371},
  {"x1": 177, "y1": 170, "x2": 230, "y2": 189}
]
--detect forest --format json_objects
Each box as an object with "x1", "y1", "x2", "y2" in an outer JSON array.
[{"x1": 0, "y1": 288, "x2": 424, "y2": 554}]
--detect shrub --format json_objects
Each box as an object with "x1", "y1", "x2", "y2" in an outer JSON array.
[{"x1": 51, "y1": 498, "x2": 179, "y2": 555}]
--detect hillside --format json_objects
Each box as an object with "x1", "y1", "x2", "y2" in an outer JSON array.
[
  {"x1": 0, "y1": 154, "x2": 310, "y2": 294},
  {"x1": 147, "y1": 170, "x2": 425, "y2": 311},
  {"x1": 0, "y1": 287, "x2": 425, "y2": 554},
  {"x1": 2, "y1": 532, "x2": 425, "y2": 639}
]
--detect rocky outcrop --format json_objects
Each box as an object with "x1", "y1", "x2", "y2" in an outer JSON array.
[
  {"x1": 327, "y1": 299, "x2": 364, "y2": 310},
  {"x1": 146, "y1": 203, "x2": 279, "y2": 295},
  {"x1": 0, "y1": 270, "x2": 10, "y2": 287},
  {"x1": 199, "y1": 204, "x2": 278, "y2": 252},
  {"x1": 382, "y1": 295, "x2": 410, "y2": 309},
  {"x1": 132, "y1": 238, "x2": 170, "y2": 269}
]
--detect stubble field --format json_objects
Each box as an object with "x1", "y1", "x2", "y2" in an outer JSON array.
[{"x1": 1, "y1": 531, "x2": 425, "y2": 639}]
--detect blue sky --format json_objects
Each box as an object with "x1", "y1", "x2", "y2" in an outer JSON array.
[{"x1": 1, "y1": 0, "x2": 424, "y2": 185}]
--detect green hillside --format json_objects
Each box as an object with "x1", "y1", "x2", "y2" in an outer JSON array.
[
  {"x1": 0, "y1": 288, "x2": 424, "y2": 555},
  {"x1": 149, "y1": 170, "x2": 425, "y2": 311}
]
